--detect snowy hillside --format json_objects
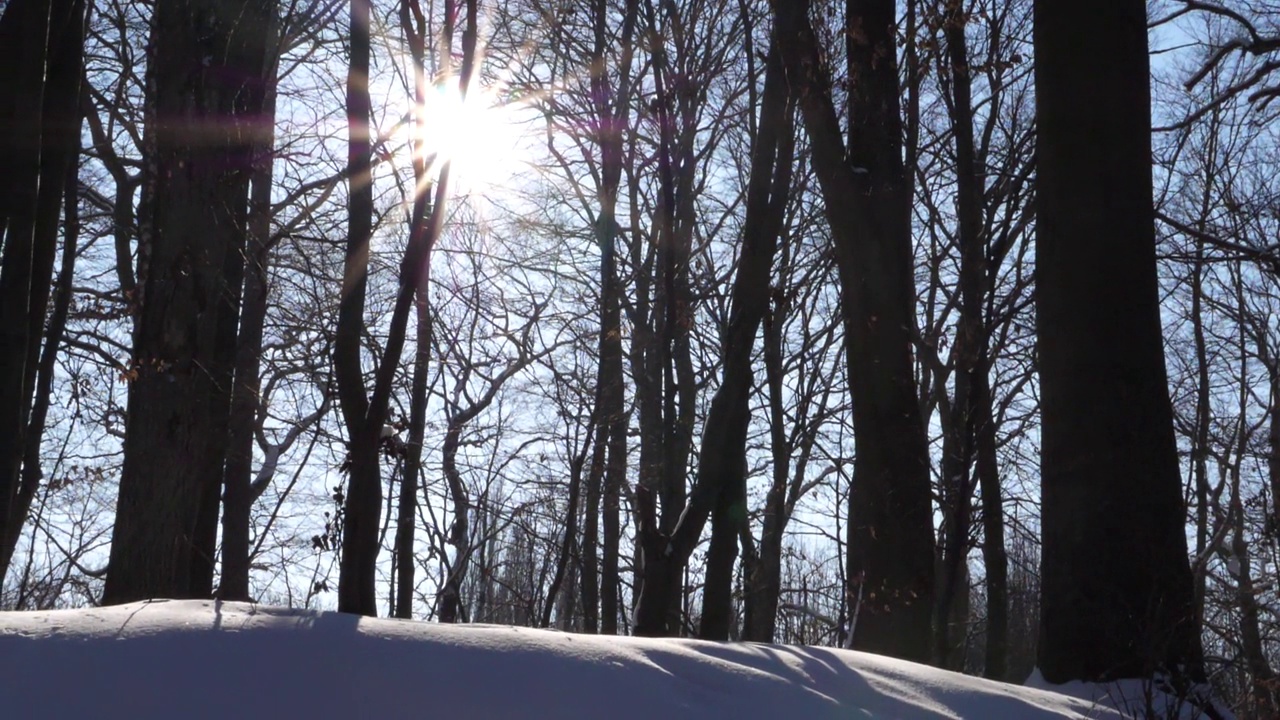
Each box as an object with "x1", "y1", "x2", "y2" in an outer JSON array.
[{"x1": 0, "y1": 600, "x2": 1201, "y2": 719}]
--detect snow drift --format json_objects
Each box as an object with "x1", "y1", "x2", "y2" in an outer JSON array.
[{"x1": 0, "y1": 600, "x2": 1184, "y2": 718}]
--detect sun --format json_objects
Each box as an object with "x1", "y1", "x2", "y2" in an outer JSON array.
[{"x1": 413, "y1": 78, "x2": 527, "y2": 196}]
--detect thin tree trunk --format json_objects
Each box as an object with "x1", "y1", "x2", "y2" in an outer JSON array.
[
  {"x1": 973, "y1": 365, "x2": 1008, "y2": 679},
  {"x1": 1189, "y1": 230, "x2": 1212, "y2": 643},
  {"x1": 1, "y1": 138, "x2": 81, "y2": 582},
  {"x1": 743, "y1": 297, "x2": 788, "y2": 643},
  {"x1": 337, "y1": 0, "x2": 473, "y2": 617},
  {"x1": 393, "y1": 292, "x2": 430, "y2": 620},
  {"x1": 1230, "y1": 467, "x2": 1277, "y2": 714},
  {"x1": 933, "y1": 0, "x2": 985, "y2": 669},
  {"x1": 433, "y1": 317, "x2": 533, "y2": 620},
  {"x1": 1270, "y1": 364, "x2": 1280, "y2": 537},
  {"x1": 590, "y1": 0, "x2": 638, "y2": 637},
  {"x1": 600, "y1": 412, "x2": 624, "y2": 633},
  {"x1": 392, "y1": 0, "x2": 434, "y2": 621},
  {"x1": 632, "y1": 0, "x2": 721, "y2": 636},
  {"x1": 636, "y1": 0, "x2": 691, "y2": 636},
  {"x1": 333, "y1": 0, "x2": 379, "y2": 617},
  {"x1": 438, "y1": 422, "x2": 471, "y2": 623},
  {"x1": 1225, "y1": 281, "x2": 1277, "y2": 715},
  {"x1": 694, "y1": 37, "x2": 795, "y2": 641},
  {"x1": 581, "y1": 420, "x2": 604, "y2": 632},
  {"x1": 542, "y1": 423, "x2": 594, "y2": 628},
  {"x1": 598, "y1": 233, "x2": 626, "y2": 635},
  {"x1": 219, "y1": 8, "x2": 279, "y2": 602}
]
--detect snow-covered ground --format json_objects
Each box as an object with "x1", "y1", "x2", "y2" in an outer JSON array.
[{"x1": 0, "y1": 600, "x2": 1216, "y2": 718}]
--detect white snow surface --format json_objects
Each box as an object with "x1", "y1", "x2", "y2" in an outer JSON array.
[{"x1": 0, "y1": 599, "x2": 1165, "y2": 719}]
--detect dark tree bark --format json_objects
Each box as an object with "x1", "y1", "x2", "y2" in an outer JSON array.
[
  {"x1": 630, "y1": 1, "x2": 680, "y2": 637},
  {"x1": 740, "y1": 243, "x2": 839, "y2": 644},
  {"x1": 698, "y1": 460, "x2": 744, "y2": 640},
  {"x1": 542, "y1": 421, "x2": 594, "y2": 628},
  {"x1": 1189, "y1": 187, "x2": 1213, "y2": 653},
  {"x1": 1230, "y1": 301, "x2": 1278, "y2": 715},
  {"x1": 0, "y1": 0, "x2": 52, "y2": 580},
  {"x1": 219, "y1": 4, "x2": 280, "y2": 604},
  {"x1": 0, "y1": 0, "x2": 50, "y2": 420},
  {"x1": 392, "y1": 280, "x2": 432, "y2": 620},
  {"x1": 1227, "y1": 504, "x2": 1277, "y2": 715},
  {"x1": 1, "y1": 135, "x2": 81, "y2": 583},
  {"x1": 0, "y1": 0, "x2": 85, "y2": 584},
  {"x1": 103, "y1": 0, "x2": 272, "y2": 605},
  {"x1": 582, "y1": 408, "x2": 604, "y2": 632},
  {"x1": 392, "y1": 0, "x2": 432, "y2": 622},
  {"x1": 933, "y1": 0, "x2": 986, "y2": 669},
  {"x1": 742, "y1": 285, "x2": 790, "y2": 643},
  {"x1": 695, "y1": 35, "x2": 795, "y2": 641},
  {"x1": 333, "y1": 0, "x2": 379, "y2": 617},
  {"x1": 336, "y1": 0, "x2": 473, "y2": 617},
  {"x1": 631, "y1": 0, "x2": 716, "y2": 637},
  {"x1": 436, "y1": 421, "x2": 470, "y2": 623},
  {"x1": 973, "y1": 366, "x2": 1008, "y2": 680},
  {"x1": 587, "y1": 0, "x2": 638, "y2": 636},
  {"x1": 1033, "y1": 0, "x2": 1202, "y2": 682},
  {"x1": 774, "y1": 0, "x2": 936, "y2": 661},
  {"x1": 1270, "y1": 358, "x2": 1280, "y2": 544}
]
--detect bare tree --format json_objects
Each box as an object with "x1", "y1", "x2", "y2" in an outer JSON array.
[
  {"x1": 103, "y1": 0, "x2": 274, "y2": 604},
  {"x1": 0, "y1": 0, "x2": 87, "y2": 584},
  {"x1": 773, "y1": 0, "x2": 936, "y2": 661}
]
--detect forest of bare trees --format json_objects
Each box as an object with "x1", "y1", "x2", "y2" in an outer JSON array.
[{"x1": 2, "y1": 0, "x2": 1280, "y2": 716}]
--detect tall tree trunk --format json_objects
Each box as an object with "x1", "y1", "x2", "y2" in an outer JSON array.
[
  {"x1": 392, "y1": 0, "x2": 434, "y2": 621},
  {"x1": 1189, "y1": 221, "x2": 1213, "y2": 648},
  {"x1": 0, "y1": 0, "x2": 85, "y2": 585},
  {"x1": 336, "y1": 0, "x2": 472, "y2": 617},
  {"x1": 600, "y1": 406, "x2": 625, "y2": 635},
  {"x1": 631, "y1": 0, "x2": 719, "y2": 636},
  {"x1": 103, "y1": 0, "x2": 271, "y2": 605},
  {"x1": 598, "y1": 209, "x2": 627, "y2": 637},
  {"x1": 1270, "y1": 362, "x2": 1280, "y2": 541},
  {"x1": 1227, "y1": 270, "x2": 1277, "y2": 717},
  {"x1": 1, "y1": 135, "x2": 81, "y2": 583},
  {"x1": 219, "y1": 7, "x2": 279, "y2": 602},
  {"x1": 774, "y1": 0, "x2": 936, "y2": 662},
  {"x1": 1033, "y1": 0, "x2": 1202, "y2": 682},
  {"x1": 0, "y1": 0, "x2": 53, "y2": 575},
  {"x1": 433, "y1": 314, "x2": 533, "y2": 621},
  {"x1": 590, "y1": 0, "x2": 638, "y2": 635},
  {"x1": 1249, "y1": 384, "x2": 1279, "y2": 716},
  {"x1": 333, "y1": 0, "x2": 379, "y2": 617},
  {"x1": 1228, "y1": 506, "x2": 1277, "y2": 715},
  {"x1": 933, "y1": 0, "x2": 985, "y2": 669},
  {"x1": 632, "y1": 1, "x2": 680, "y2": 637},
  {"x1": 695, "y1": 37, "x2": 795, "y2": 641}
]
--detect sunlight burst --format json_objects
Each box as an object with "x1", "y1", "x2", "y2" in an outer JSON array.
[{"x1": 413, "y1": 78, "x2": 527, "y2": 196}]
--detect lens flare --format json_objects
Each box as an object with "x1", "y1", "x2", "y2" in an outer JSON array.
[{"x1": 414, "y1": 77, "x2": 526, "y2": 197}]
